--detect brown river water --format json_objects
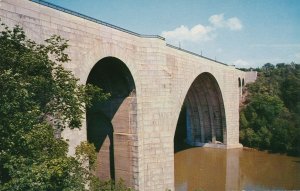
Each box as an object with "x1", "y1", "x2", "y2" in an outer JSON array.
[{"x1": 174, "y1": 147, "x2": 300, "y2": 191}]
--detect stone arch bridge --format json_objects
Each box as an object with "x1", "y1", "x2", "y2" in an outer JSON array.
[{"x1": 0, "y1": 0, "x2": 256, "y2": 190}]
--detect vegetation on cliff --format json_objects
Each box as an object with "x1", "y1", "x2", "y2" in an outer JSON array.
[{"x1": 239, "y1": 63, "x2": 300, "y2": 156}]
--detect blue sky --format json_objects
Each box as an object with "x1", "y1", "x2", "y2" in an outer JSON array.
[{"x1": 44, "y1": 0, "x2": 300, "y2": 68}]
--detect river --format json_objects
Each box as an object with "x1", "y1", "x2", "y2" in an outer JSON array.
[{"x1": 175, "y1": 147, "x2": 300, "y2": 191}]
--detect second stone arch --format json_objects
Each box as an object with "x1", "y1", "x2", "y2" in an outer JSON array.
[{"x1": 174, "y1": 72, "x2": 226, "y2": 150}]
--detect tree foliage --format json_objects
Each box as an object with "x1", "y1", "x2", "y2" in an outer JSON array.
[
  {"x1": 0, "y1": 22, "x2": 134, "y2": 190},
  {"x1": 240, "y1": 63, "x2": 300, "y2": 155}
]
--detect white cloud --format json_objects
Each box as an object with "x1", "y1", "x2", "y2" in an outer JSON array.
[
  {"x1": 161, "y1": 13, "x2": 242, "y2": 44},
  {"x1": 295, "y1": 52, "x2": 300, "y2": 59},
  {"x1": 227, "y1": 17, "x2": 243, "y2": 30},
  {"x1": 209, "y1": 14, "x2": 243, "y2": 31},
  {"x1": 161, "y1": 24, "x2": 214, "y2": 43},
  {"x1": 233, "y1": 59, "x2": 250, "y2": 67},
  {"x1": 209, "y1": 14, "x2": 225, "y2": 28}
]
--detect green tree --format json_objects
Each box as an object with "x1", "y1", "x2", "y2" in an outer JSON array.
[
  {"x1": 240, "y1": 62, "x2": 300, "y2": 156},
  {"x1": 0, "y1": 22, "x2": 113, "y2": 190}
]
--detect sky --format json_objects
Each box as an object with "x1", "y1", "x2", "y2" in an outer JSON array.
[{"x1": 43, "y1": 0, "x2": 300, "y2": 68}]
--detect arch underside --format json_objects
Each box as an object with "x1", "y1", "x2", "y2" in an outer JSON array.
[
  {"x1": 175, "y1": 73, "x2": 226, "y2": 149},
  {"x1": 86, "y1": 57, "x2": 136, "y2": 187}
]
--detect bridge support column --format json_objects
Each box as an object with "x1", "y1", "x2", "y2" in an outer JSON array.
[{"x1": 111, "y1": 96, "x2": 137, "y2": 187}]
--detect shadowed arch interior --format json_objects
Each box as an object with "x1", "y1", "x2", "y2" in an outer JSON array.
[
  {"x1": 86, "y1": 57, "x2": 136, "y2": 186},
  {"x1": 174, "y1": 72, "x2": 226, "y2": 152}
]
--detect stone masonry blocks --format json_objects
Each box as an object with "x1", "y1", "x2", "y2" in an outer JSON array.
[{"x1": 0, "y1": 0, "x2": 248, "y2": 190}]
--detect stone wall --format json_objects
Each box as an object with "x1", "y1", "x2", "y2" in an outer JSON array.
[{"x1": 0, "y1": 0, "x2": 247, "y2": 190}]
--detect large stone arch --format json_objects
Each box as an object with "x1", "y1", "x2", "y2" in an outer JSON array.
[
  {"x1": 86, "y1": 56, "x2": 137, "y2": 187},
  {"x1": 79, "y1": 41, "x2": 140, "y2": 88},
  {"x1": 174, "y1": 72, "x2": 226, "y2": 149}
]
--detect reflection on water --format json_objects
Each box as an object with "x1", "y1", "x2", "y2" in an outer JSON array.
[{"x1": 175, "y1": 147, "x2": 300, "y2": 191}]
